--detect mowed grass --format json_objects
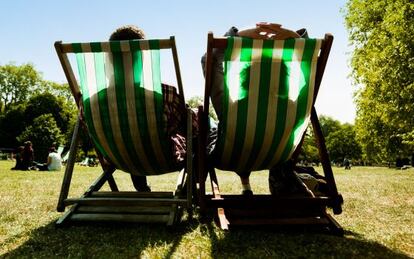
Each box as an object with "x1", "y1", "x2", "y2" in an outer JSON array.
[{"x1": 0, "y1": 160, "x2": 413, "y2": 258}]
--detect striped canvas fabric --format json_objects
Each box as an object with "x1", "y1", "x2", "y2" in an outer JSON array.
[
  {"x1": 72, "y1": 40, "x2": 176, "y2": 175},
  {"x1": 213, "y1": 37, "x2": 321, "y2": 172}
]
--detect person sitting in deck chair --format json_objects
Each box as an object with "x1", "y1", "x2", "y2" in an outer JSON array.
[
  {"x1": 21, "y1": 141, "x2": 35, "y2": 170},
  {"x1": 109, "y1": 25, "x2": 194, "y2": 192},
  {"x1": 201, "y1": 23, "x2": 311, "y2": 196}
]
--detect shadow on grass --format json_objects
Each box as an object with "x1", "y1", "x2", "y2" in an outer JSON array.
[
  {"x1": 201, "y1": 221, "x2": 411, "y2": 258},
  {"x1": 3, "y1": 218, "x2": 411, "y2": 258},
  {"x1": 2, "y1": 218, "x2": 197, "y2": 258}
]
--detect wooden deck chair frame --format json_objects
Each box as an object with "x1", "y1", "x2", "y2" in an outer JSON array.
[
  {"x1": 54, "y1": 36, "x2": 193, "y2": 226},
  {"x1": 197, "y1": 32, "x2": 343, "y2": 234}
]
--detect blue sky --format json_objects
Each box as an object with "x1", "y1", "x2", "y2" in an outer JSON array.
[{"x1": 0, "y1": 0, "x2": 356, "y2": 123}]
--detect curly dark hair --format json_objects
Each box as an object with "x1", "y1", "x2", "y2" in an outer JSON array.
[{"x1": 109, "y1": 25, "x2": 146, "y2": 40}]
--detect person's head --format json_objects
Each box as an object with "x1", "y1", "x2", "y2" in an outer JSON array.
[
  {"x1": 109, "y1": 25, "x2": 145, "y2": 41},
  {"x1": 49, "y1": 147, "x2": 56, "y2": 153},
  {"x1": 24, "y1": 141, "x2": 32, "y2": 148},
  {"x1": 16, "y1": 146, "x2": 24, "y2": 153}
]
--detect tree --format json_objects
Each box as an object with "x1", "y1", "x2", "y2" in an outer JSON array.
[
  {"x1": 17, "y1": 114, "x2": 64, "y2": 162},
  {"x1": 0, "y1": 63, "x2": 42, "y2": 113},
  {"x1": 24, "y1": 92, "x2": 76, "y2": 136},
  {"x1": 299, "y1": 118, "x2": 362, "y2": 165},
  {"x1": 344, "y1": 0, "x2": 414, "y2": 163},
  {"x1": 298, "y1": 131, "x2": 320, "y2": 165},
  {"x1": 0, "y1": 104, "x2": 26, "y2": 148},
  {"x1": 41, "y1": 81, "x2": 73, "y2": 101},
  {"x1": 299, "y1": 116, "x2": 341, "y2": 165},
  {"x1": 326, "y1": 124, "x2": 362, "y2": 163},
  {"x1": 319, "y1": 115, "x2": 341, "y2": 139}
]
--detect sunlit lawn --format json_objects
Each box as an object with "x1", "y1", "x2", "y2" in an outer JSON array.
[{"x1": 0, "y1": 160, "x2": 413, "y2": 258}]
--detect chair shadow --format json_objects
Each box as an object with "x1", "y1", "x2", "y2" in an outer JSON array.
[
  {"x1": 3, "y1": 217, "x2": 411, "y2": 258},
  {"x1": 201, "y1": 220, "x2": 411, "y2": 258},
  {"x1": 2, "y1": 217, "x2": 197, "y2": 258}
]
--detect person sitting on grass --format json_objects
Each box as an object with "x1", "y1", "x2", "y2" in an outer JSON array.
[
  {"x1": 21, "y1": 141, "x2": 34, "y2": 170},
  {"x1": 35, "y1": 146, "x2": 62, "y2": 171},
  {"x1": 11, "y1": 146, "x2": 24, "y2": 170}
]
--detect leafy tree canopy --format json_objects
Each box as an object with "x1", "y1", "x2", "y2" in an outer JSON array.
[
  {"x1": 300, "y1": 116, "x2": 362, "y2": 164},
  {"x1": 0, "y1": 63, "x2": 42, "y2": 112},
  {"x1": 326, "y1": 123, "x2": 362, "y2": 163},
  {"x1": 319, "y1": 115, "x2": 342, "y2": 139},
  {"x1": 344, "y1": 0, "x2": 414, "y2": 162},
  {"x1": 0, "y1": 63, "x2": 76, "y2": 149},
  {"x1": 25, "y1": 92, "x2": 76, "y2": 135},
  {"x1": 187, "y1": 96, "x2": 218, "y2": 121},
  {"x1": 17, "y1": 113, "x2": 64, "y2": 162},
  {"x1": 0, "y1": 104, "x2": 26, "y2": 148}
]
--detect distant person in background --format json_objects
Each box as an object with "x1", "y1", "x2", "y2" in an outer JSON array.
[
  {"x1": 11, "y1": 146, "x2": 24, "y2": 170},
  {"x1": 343, "y1": 157, "x2": 351, "y2": 170},
  {"x1": 36, "y1": 146, "x2": 62, "y2": 171},
  {"x1": 21, "y1": 141, "x2": 34, "y2": 170}
]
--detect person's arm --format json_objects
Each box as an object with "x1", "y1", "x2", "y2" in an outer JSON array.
[{"x1": 238, "y1": 23, "x2": 299, "y2": 40}]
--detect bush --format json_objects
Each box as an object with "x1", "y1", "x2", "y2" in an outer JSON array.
[{"x1": 17, "y1": 114, "x2": 63, "y2": 162}]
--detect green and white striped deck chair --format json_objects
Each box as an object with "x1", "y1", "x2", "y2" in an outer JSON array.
[
  {"x1": 54, "y1": 37, "x2": 193, "y2": 226},
  {"x1": 198, "y1": 33, "x2": 343, "y2": 233}
]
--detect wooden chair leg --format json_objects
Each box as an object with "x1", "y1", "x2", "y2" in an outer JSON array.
[
  {"x1": 57, "y1": 115, "x2": 81, "y2": 212},
  {"x1": 311, "y1": 108, "x2": 342, "y2": 214},
  {"x1": 56, "y1": 167, "x2": 117, "y2": 227},
  {"x1": 56, "y1": 205, "x2": 77, "y2": 227},
  {"x1": 186, "y1": 108, "x2": 193, "y2": 210},
  {"x1": 209, "y1": 169, "x2": 229, "y2": 230},
  {"x1": 167, "y1": 204, "x2": 178, "y2": 226},
  {"x1": 197, "y1": 107, "x2": 208, "y2": 215},
  {"x1": 170, "y1": 108, "x2": 193, "y2": 225},
  {"x1": 84, "y1": 167, "x2": 116, "y2": 194},
  {"x1": 325, "y1": 213, "x2": 344, "y2": 236},
  {"x1": 106, "y1": 174, "x2": 119, "y2": 192}
]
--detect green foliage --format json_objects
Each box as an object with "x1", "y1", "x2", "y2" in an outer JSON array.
[
  {"x1": 319, "y1": 115, "x2": 342, "y2": 139},
  {"x1": 0, "y1": 92, "x2": 77, "y2": 151},
  {"x1": 41, "y1": 81, "x2": 74, "y2": 101},
  {"x1": 0, "y1": 63, "x2": 77, "y2": 154},
  {"x1": 344, "y1": 0, "x2": 414, "y2": 162},
  {"x1": 187, "y1": 96, "x2": 218, "y2": 122},
  {"x1": 300, "y1": 117, "x2": 362, "y2": 164},
  {"x1": 24, "y1": 92, "x2": 75, "y2": 135},
  {"x1": 298, "y1": 131, "x2": 320, "y2": 164},
  {"x1": 0, "y1": 63, "x2": 42, "y2": 112},
  {"x1": 0, "y1": 104, "x2": 26, "y2": 148},
  {"x1": 187, "y1": 96, "x2": 203, "y2": 108},
  {"x1": 326, "y1": 124, "x2": 362, "y2": 162},
  {"x1": 17, "y1": 114, "x2": 64, "y2": 162}
]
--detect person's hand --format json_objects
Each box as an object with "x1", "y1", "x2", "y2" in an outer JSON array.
[{"x1": 238, "y1": 22, "x2": 299, "y2": 40}]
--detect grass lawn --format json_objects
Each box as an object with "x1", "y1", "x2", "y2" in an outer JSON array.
[{"x1": 0, "y1": 160, "x2": 413, "y2": 258}]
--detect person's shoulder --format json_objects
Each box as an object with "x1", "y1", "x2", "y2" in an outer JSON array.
[{"x1": 50, "y1": 152, "x2": 60, "y2": 158}]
